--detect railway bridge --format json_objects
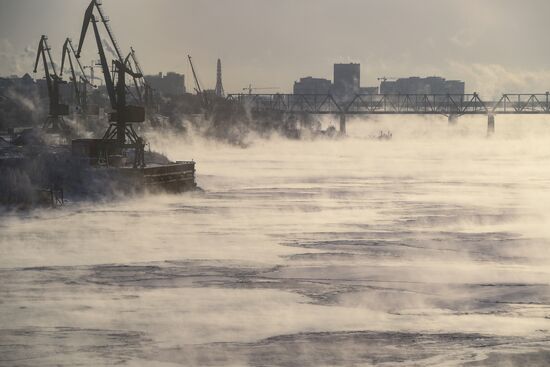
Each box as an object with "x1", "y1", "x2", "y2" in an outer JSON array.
[{"x1": 226, "y1": 93, "x2": 550, "y2": 135}]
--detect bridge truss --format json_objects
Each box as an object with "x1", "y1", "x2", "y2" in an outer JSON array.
[{"x1": 226, "y1": 93, "x2": 550, "y2": 116}]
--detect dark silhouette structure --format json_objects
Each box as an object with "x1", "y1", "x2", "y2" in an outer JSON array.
[
  {"x1": 60, "y1": 38, "x2": 97, "y2": 116},
  {"x1": 76, "y1": 0, "x2": 146, "y2": 167},
  {"x1": 33, "y1": 35, "x2": 69, "y2": 132},
  {"x1": 215, "y1": 58, "x2": 224, "y2": 98},
  {"x1": 227, "y1": 92, "x2": 550, "y2": 136}
]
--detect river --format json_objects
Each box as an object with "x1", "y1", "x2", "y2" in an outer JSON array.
[{"x1": 2, "y1": 115, "x2": 550, "y2": 366}]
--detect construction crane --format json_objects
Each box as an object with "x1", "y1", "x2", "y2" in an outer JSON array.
[
  {"x1": 243, "y1": 85, "x2": 279, "y2": 95},
  {"x1": 188, "y1": 55, "x2": 209, "y2": 110},
  {"x1": 83, "y1": 59, "x2": 105, "y2": 86},
  {"x1": 60, "y1": 38, "x2": 96, "y2": 115},
  {"x1": 33, "y1": 35, "x2": 69, "y2": 132},
  {"x1": 76, "y1": 1, "x2": 146, "y2": 168}
]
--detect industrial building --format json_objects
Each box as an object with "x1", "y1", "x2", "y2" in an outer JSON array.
[
  {"x1": 144, "y1": 72, "x2": 186, "y2": 96},
  {"x1": 293, "y1": 63, "x2": 378, "y2": 99},
  {"x1": 380, "y1": 76, "x2": 465, "y2": 95}
]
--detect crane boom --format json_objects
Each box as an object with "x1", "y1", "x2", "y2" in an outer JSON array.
[
  {"x1": 188, "y1": 55, "x2": 202, "y2": 95},
  {"x1": 188, "y1": 55, "x2": 209, "y2": 109},
  {"x1": 76, "y1": 0, "x2": 123, "y2": 62}
]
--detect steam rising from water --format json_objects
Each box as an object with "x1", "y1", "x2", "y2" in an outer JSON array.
[{"x1": 2, "y1": 115, "x2": 550, "y2": 366}]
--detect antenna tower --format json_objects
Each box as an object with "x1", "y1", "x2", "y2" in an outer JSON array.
[{"x1": 215, "y1": 58, "x2": 224, "y2": 97}]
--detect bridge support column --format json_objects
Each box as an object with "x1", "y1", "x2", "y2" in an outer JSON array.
[
  {"x1": 487, "y1": 115, "x2": 495, "y2": 136},
  {"x1": 339, "y1": 114, "x2": 346, "y2": 135},
  {"x1": 448, "y1": 114, "x2": 458, "y2": 125}
]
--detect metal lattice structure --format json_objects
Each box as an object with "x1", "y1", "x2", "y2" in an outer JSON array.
[
  {"x1": 215, "y1": 59, "x2": 224, "y2": 98},
  {"x1": 226, "y1": 93, "x2": 550, "y2": 116}
]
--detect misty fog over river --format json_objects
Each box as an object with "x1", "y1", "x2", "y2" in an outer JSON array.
[{"x1": 2, "y1": 115, "x2": 550, "y2": 366}]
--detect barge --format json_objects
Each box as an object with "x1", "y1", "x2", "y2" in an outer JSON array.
[{"x1": 72, "y1": 138, "x2": 196, "y2": 194}]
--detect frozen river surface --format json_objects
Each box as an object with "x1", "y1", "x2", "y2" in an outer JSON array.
[{"x1": 2, "y1": 117, "x2": 550, "y2": 366}]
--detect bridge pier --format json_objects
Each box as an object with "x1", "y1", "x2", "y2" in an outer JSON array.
[
  {"x1": 339, "y1": 114, "x2": 346, "y2": 135},
  {"x1": 487, "y1": 115, "x2": 495, "y2": 136},
  {"x1": 448, "y1": 114, "x2": 458, "y2": 125}
]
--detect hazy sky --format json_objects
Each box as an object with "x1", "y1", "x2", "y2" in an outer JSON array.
[{"x1": 1, "y1": 0, "x2": 550, "y2": 96}]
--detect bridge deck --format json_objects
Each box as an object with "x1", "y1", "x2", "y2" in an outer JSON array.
[{"x1": 226, "y1": 93, "x2": 550, "y2": 115}]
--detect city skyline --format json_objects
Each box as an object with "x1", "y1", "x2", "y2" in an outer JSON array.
[{"x1": 1, "y1": 0, "x2": 550, "y2": 96}]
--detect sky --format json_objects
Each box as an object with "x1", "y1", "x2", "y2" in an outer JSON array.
[{"x1": 1, "y1": 0, "x2": 550, "y2": 96}]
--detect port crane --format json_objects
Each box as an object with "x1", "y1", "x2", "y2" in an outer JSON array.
[
  {"x1": 33, "y1": 35, "x2": 70, "y2": 132},
  {"x1": 243, "y1": 85, "x2": 279, "y2": 95},
  {"x1": 188, "y1": 55, "x2": 210, "y2": 110},
  {"x1": 76, "y1": 0, "x2": 146, "y2": 167},
  {"x1": 60, "y1": 38, "x2": 96, "y2": 115},
  {"x1": 77, "y1": 0, "x2": 143, "y2": 103}
]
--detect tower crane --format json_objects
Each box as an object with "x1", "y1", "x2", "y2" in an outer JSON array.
[
  {"x1": 243, "y1": 85, "x2": 279, "y2": 95},
  {"x1": 188, "y1": 55, "x2": 210, "y2": 110},
  {"x1": 76, "y1": 0, "x2": 146, "y2": 168},
  {"x1": 60, "y1": 38, "x2": 96, "y2": 115},
  {"x1": 33, "y1": 35, "x2": 70, "y2": 132}
]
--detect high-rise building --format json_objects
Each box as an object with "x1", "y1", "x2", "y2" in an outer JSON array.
[
  {"x1": 293, "y1": 77, "x2": 332, "y2": 94},
  {"x1": 333, "y1": 63, "x2": 360, "y2": 99}
]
